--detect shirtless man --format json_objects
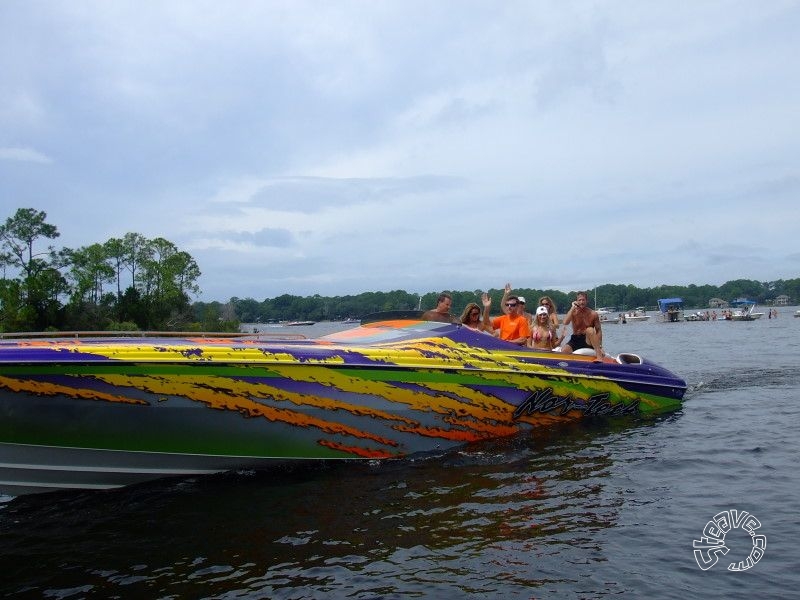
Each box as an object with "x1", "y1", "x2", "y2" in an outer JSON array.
[
  {"x1": 558, "y1": 291, "x2": 604, "y2": 358},
  {"x1": 421, "y1": 292, "x2": 458, "y2": 323}
]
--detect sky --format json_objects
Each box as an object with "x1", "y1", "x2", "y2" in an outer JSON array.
[{"x1": 2, "y1": 1, "x2": 799, "y2": 302}]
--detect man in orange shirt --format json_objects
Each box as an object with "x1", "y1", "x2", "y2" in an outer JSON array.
[{"x1": 491, "y1": 295, "x2": 530, "y2": 345}]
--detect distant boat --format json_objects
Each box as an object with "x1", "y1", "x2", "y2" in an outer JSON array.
[
  {"x1": 596, "y1": 306, "x2": 617, "y2": 314},
  {"x1": 657, "y1": 298, "x2": 684, "y2": 322},
  {"x1": 728, "y1": 300, "x2": 764, "y2": 321},
  {"x1": 284, "y1": 320, "x2": 316, "y2": 326},
  {"x1": 684, "y1": 312, "x2": 706, "y2": 322},
  {"x1": 622, "y1": 311, "x2": 650, "y2": 322},
  {"x1": 601, "y1": 312, "x2": 649, "y2": 324}
]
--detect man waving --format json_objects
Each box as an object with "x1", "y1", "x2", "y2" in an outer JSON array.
[{"x1": 491, "y1": 295, "x2": 530, "y2": 345}]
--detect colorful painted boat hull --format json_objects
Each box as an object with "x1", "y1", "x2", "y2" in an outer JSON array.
[{"x1": 0, "y1": 319, "x2": 686, "y2": 496}]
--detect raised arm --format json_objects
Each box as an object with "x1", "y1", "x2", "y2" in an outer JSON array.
[
  {"x1": 481, "y1": 292, "x2": 493, "y2": 333},
  {"x1": 500, "y1": 283, "x2": 512, "y2": 315}
]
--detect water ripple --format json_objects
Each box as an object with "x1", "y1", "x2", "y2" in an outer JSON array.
[{"x1": 3, "y1": 318, "x2": 800, "y2": 597}]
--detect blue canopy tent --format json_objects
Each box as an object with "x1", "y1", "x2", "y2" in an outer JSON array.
[
  {"x1": 730, "y1": 298, "x2": 756, "y2": 307},
  {"x1": 658, "y1": 298, "x2": 683, "y2": 322}
]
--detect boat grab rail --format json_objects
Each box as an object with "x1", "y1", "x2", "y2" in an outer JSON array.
[{"x1": 616, "y1": 353, "x2": 643, "y2": 365}]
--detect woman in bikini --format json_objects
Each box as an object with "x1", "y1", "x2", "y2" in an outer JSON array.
[{"x1": 528, "y1": 305, "x2": 556, "y2": 350}]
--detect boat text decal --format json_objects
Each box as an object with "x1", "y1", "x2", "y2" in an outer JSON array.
[{"x1": 512, "y1": 388, "x2": 640, "y2": 419}]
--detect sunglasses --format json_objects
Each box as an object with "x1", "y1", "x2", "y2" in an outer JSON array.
[
  {"x1": 541, "y1": 302, "x2": 550, "y2": 306},
  {"x1": 506, "y1": 302, "x2": 518, "y2": 307},
  {"x1": 470, "y1": 311, "x2": 480, "y2": 316}
]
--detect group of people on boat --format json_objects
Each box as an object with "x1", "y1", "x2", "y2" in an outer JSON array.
[{"x1": 421, "y1": 284, "x2": 605, "y2": 358}]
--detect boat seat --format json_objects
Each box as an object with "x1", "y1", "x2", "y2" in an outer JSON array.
[{"x1": 572, "y1": 348, "x2": 597, "y2": 356}]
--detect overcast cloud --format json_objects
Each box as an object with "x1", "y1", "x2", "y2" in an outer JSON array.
[{"x1": 1, "y1": 1, "x2": 798, "y2": 301}]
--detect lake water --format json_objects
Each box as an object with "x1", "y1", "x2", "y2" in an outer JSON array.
[{"x1": 2, "y1": 308, "x2": 799, "y2": 598}]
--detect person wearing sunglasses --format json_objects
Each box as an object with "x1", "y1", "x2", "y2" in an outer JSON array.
[
  {"x1": 500, "y1": 283, "x2": 533, "y2": 326},
  {"x1": 490, "y1": 295, "x2": 531, "y2": 345},
  {"x1": 459, "y1": 292, "x2": 494, "y2": 334}
]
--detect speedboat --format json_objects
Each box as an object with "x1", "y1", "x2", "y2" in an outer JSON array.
[
  {"x1": 622, "y1": 312, "x2": 650, "y2": 322},
  {"x1": 0, "y1": 313, "x2": 686, "y2": 497},
  {"x1": 684, "y1": 312, "x2": 706, "y2": 322},
  {"x1": 728, "y1": 299, "x2": 764, "y2": 321}
]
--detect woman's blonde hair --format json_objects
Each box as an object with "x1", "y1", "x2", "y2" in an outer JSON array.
[{"x1": 538, "y1": 296, "x2": 558, "y2": 314}]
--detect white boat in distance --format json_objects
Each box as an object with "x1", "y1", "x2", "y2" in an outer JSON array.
[
  {"x1": 622, "y1": 311, "x2": 650, "y2": 322},
  {"x1": 600, "y1": 312, "x2": 650, "y2": 324},
  {"x1": 684, "y1": 312, "x2": 706, "y2": 322},
  {"x1": 728, "y1": 300, "x2": 764, "y2": 321}
]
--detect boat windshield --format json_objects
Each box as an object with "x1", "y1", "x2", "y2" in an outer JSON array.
[{"x1": 322, "y1": 319, "x2": 451, "y2": 344}]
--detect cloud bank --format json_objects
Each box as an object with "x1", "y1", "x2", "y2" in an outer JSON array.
[{"x1": 1, "y1": 1, "x2": 798, "y2": 300}]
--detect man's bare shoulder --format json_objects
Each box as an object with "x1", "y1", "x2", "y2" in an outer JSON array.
[{"x1": 422, "y1": 310, "x2": 455, "y2": 323}]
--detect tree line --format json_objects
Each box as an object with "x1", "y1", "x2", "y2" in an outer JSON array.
[
  {"x1": 2, "y1": 207, "x2": 798, "y2": 332},
  {"x1": 0, "y1": 208, "x2": 207, "y2": 332},
  {"x1": 220, "y1": 278, "x2": 800, "y2": 324}
]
